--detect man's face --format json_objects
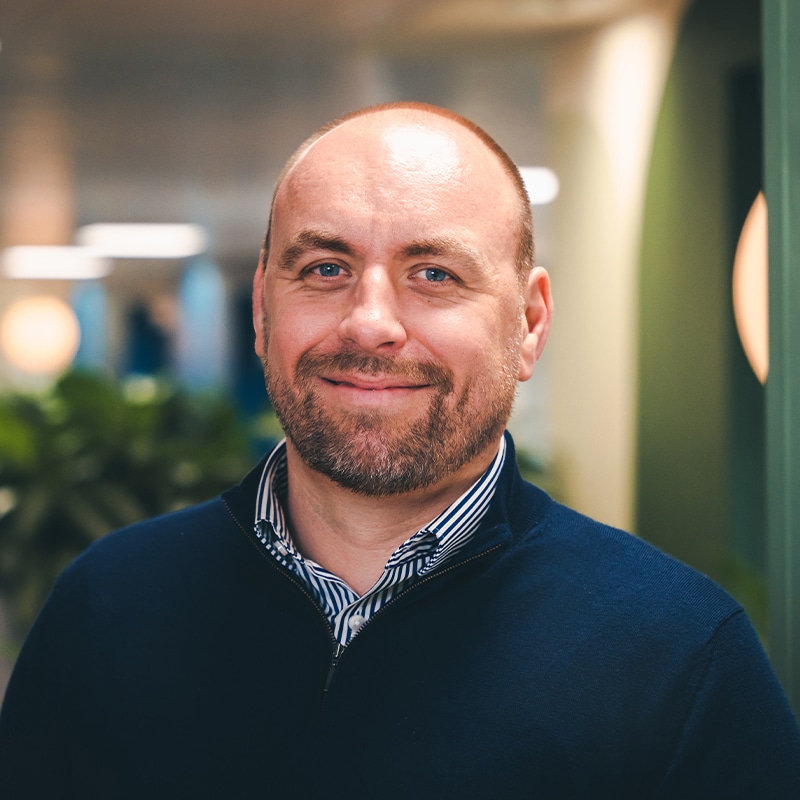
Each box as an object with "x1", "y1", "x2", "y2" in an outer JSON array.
[{"x1": 254, "y1": 114, "x2": 549, "y2": 496}]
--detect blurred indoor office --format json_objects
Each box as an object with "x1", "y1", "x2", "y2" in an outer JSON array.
[{"x1": 0, "y1": 0, "x2": 797, "y2": 710}]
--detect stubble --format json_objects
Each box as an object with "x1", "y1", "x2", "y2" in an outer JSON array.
[{"x1": 262, "y1": 342, "x2": 518, "y2": 497}]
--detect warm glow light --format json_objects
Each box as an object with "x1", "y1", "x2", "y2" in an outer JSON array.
[
  {"x1": 0, "y1": 295, "x2": 81, "y2": 374},
  {"x1": 518, "y1": 167, "x2": 560, "y2": 205},
  {"x1": 1, "y1": 246, "x2": 112, "y2": 280},
  {"x1": 76, "y1": 223, "x2": 208, "y2": 258},
  {"x1": 732, "y1": 192, "x2": 768, "y2": 384}
]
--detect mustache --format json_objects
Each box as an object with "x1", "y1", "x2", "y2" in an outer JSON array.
[{"x1": 294, "y1": 350, "x2": 454, "y2": 390}]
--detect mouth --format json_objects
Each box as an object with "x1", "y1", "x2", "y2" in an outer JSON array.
[
  {"x1": 321, "y1": 376, "x2": 431, "y2": 391},
  {"x1": 294, "y1": 350, "x2": 454, "y2": 398}
]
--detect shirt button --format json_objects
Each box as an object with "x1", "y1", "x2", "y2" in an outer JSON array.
[
  {"x1": 274, "y1": 541, "x2": 290, "y2": 557},
  {"x1": 348, "y1": 615, "x2": 366, "y2": 632}
]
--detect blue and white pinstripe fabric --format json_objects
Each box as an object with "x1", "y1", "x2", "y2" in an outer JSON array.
[{"x1": 254, "y1": 437, "x2": 506, "y2": 646}]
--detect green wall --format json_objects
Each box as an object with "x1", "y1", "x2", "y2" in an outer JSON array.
[
  {"x1": 637, "y1": 0, "x2": 764, "y2": 623},
  {"x1": 763, "y1": 0, "x2": 800, "y2": 712}
]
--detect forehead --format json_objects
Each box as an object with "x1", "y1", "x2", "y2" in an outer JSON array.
[{"x1": 272, "y1": 113, "x2": 520, "y2": 248}]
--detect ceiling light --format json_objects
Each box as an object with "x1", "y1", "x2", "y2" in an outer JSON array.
[
  {"x1": 518, "y1": 167, "x2": 560, "y2": 205},
  {"x1": 76, "y1": 223, "x2": 208, "y2": 259},
  {"x1": 1, "y1": 246, "x2": 112, "y2": 280}
]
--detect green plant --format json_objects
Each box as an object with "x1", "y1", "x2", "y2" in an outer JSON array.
[{"x1": 0, "y1": 370, "x2": 271, "y2": 640}]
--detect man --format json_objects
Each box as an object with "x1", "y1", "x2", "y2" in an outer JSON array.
[{"x1": 1, "y1": 102, "x2": 799, "y2": 798}]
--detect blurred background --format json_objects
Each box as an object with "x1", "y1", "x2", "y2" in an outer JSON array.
[{"x1": 0, "y1": 0, "x2": 772, "y2": 697}]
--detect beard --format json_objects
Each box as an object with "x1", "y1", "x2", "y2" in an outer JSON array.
[{"x1": 262, "y1": 342, "x2": 518, "y2": 497}]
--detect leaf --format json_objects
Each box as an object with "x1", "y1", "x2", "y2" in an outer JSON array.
[
  {"x1": 0, "y1": 368, "x2": 275, "y2": 639},
  {"x1": 0, "y1": 405, "x2": 38, "y2": 470}
]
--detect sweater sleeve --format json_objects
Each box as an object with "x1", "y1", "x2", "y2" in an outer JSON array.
[
  {"x1": 0, "y1": 575, "x2": 76, "y2": 799},
  {"x1": 654, "y1": 609, "x2": 800, "y2": 799}
]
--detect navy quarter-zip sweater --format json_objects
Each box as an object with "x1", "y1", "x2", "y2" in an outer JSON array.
[{"x1": 2, "y1": 436, "x2": 799, "y2": 798}]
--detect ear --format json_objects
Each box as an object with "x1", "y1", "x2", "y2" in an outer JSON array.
[
  {"x1": 518, "y1": 266, "x2": 553, "y2": 382},
  {"x1": 252, "y1": 250, "x2": 268, "y2": 358}
]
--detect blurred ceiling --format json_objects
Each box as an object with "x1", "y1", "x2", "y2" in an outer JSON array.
[
  {"x1": 2, "y1": 0, "x2": 666, "y2": 74},
  {"x1": 0, "y1": 0, "x2": 669, "y2": 264}
]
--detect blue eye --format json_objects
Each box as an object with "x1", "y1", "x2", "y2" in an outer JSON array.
[
  {"x1": 423, "y1": 268, "x2": 449, "y2": 282},
  {"x1": 315, "y1": 263, "x2": 342, "y2": 277}
]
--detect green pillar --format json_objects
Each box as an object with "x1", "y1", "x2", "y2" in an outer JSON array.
[{"x1": 763, "y1": 0, "x2": 800, "y2": 713}]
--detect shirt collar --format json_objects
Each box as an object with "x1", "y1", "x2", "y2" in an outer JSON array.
[{"x1": 254, "y1": 435, "x2": 506, "y2": 571}]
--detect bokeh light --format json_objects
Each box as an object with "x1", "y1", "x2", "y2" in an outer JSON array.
[
  {"x1": 732, "y1": 192, "x2": 768, "y2": 384},
  {"x1": 0, "y1": 295, "x2": 81, "y2": 374}
]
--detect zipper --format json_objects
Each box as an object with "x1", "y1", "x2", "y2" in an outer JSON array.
[
  {"x1": 324, "y1": 643, "x2": 345, "y2": 693},
  {"x1": 320, "y1": 542, "x2": 505, "y2": 692},
  {"x1": 232, "y1": 513, "x2": 346, "y2": 707},
  {"x1": 224, "y1": 495, "x2": 505, "y2": 704}
]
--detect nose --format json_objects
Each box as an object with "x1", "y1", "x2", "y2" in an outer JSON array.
[{"x1": 338, "y1": 266, "x2": 407, "y2": 352}]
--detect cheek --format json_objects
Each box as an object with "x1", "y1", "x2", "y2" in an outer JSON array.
[
  {"x1": 427, "y1": 304, "x2": 518, "y2": 364},
  {"x1": 266, "y1": 303, "x2": 338, "y2": 367},
  {"x1": 421, "y1": 320, "x2": 497, "y2": 383},
  {"x1": 464, "y1": 329, "x2": 523, "y2": 393}
]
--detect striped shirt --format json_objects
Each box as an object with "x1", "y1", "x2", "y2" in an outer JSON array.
[{"x1": 254, "y1": 436, "x2": 506, "y2": 646}]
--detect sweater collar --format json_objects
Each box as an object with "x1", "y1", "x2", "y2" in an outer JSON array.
[{"x1": 222, "y1": 431, "x2": 553, "y2": 557}]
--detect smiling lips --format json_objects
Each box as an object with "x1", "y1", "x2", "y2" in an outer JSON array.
[
  {"x1": 323, "y1": 375, "x2": 430, "y2": 391},
  {"x1": 294, "y1": 350, "x2": 455, "y2": 396}
]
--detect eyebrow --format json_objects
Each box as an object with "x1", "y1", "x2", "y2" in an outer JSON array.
[
  {"x1": 277, "y1": 230, "x2": 356, "y2": 271},
  {"x1": 399, "y1": 237, "x2": 484, "y2": 272}
]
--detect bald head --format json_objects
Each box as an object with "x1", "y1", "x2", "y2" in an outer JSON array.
[
  {"x1": 253, "y1": 102, "x2": 552, "y2": 498},
  {"x1": 261, "y1": 102, "x2": 534, "y2": 281}
]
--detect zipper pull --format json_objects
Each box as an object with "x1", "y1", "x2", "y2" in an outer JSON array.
[{"x1": 324, "y1": 643, "x2": 345, "y2": 693}]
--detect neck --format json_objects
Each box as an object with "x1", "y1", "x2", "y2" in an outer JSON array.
[{"x1": 282, "y1": 439, "x2": 501, "y2": 595}]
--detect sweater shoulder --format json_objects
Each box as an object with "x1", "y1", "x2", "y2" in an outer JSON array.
[
  {"x1": 85, "y1": 494, "x2": 237, "y2": 555},
  {"x1": 513, "y1": 489, "x2": 744, "y2": 637},
  {"x1": 56, "y1": 494, "x2": 247, "y2": 600},
  {"x1": 75, "y1": 453, "x2": 266, "y2": 576}
]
